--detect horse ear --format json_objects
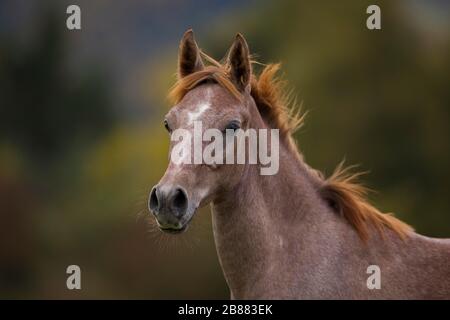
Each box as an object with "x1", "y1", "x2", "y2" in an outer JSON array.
[
  {"x1": 227, "y1": 33, "x2": 252, "y2": 93},
  {"x1": 178, "y1": 29, "x2": 204, "y2": 78}
]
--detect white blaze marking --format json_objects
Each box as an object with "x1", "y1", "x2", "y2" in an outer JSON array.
[
  {"x1": 174, "y1": 89, "x2": 211, "y2": 169},
  {"x1": 187, "y1": 87, "x2": 211, "y2": 124},
  {"x1": 188, "y1": 103, "x2": 210, "y2": 124},
  {"x1": 198, "y1": 187, "x2": 209, "y2": 199},
  {"x1": 278, "y1": 235, "x2": 284, "y2": 249}
]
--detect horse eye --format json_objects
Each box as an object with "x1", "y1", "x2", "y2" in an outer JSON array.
[
  {"x1": 224, "y1": 120, "x2": 241, "y2": 132},
  {"x1": 163, "y1": 119, "x2": 171, "y2": 133}
]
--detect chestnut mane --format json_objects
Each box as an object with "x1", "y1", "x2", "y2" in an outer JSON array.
[
  {"x1": 169, "y1": 53, "x2": 304, "y2": 138},
  {"x1": 168, "y1": 53, "x2": 412, "y2": 241}
]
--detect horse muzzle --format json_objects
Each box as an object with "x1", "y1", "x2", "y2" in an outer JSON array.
[{"x1": 148, "y1": 185, "x2": 192, "y2": 233}]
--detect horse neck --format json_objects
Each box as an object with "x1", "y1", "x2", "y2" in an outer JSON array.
[{"x1": 211, "y1": 136, "x2": 337, "y2": 297}]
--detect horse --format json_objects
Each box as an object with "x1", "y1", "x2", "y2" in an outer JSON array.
[{"x1": 148, "y1": 30, "x2": 450, "y2": 299}]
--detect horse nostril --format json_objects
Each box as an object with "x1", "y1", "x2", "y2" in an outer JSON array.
[
  {"x1": 170, "y1": 187, "x2": 188, "y2": 216},
  {"x1": 149, "y1": 187, "x2": 160, "y2": 215}
]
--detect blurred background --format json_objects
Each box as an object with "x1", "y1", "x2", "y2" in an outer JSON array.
[{"x1": 0, "y1": 0, "x2": 449, "y2": 299}]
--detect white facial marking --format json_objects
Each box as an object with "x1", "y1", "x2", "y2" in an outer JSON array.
[
  {"x1": 188, "y1": 103, "x2": 209, "y2": 124},
  {"x1": 198, "y1": 187, "x2": 209, "y2": 199},
  {"x1": 187, "y1": 87, "x2": 211, "y2": 124},
  {"x1": 173, "y1": 88, "x2": 212, "y2": 170}
]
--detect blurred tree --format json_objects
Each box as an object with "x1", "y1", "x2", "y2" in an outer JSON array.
[
  {"x1": 0, "y1": 9, "x2": 115, "y2": 167},
  {"x1": 0, "y1": 8, "x2": 117, "y2": 298}
]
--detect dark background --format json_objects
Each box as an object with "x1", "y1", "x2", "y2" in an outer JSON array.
[{"x1": 0, "y1": 0, "x2": 449, "y2": 299}]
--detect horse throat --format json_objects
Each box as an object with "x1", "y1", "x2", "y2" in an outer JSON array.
[{"x1": 210, "y1": 142, "x2": 328, "y2": 298}]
